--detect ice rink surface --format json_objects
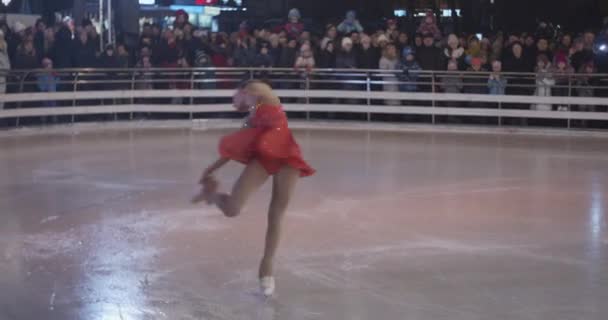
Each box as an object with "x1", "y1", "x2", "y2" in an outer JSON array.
[{"x1": 0, "y1": 122, "x2": 607, "y2": 319}]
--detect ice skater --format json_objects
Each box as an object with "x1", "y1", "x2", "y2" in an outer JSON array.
[{"x1": 192, "y1": 80, "x2": 315, "y2": 297}]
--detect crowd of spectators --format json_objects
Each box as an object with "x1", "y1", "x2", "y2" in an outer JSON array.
[{"x1": 1, "y1": 8, "x2": 608, "y2": 108}]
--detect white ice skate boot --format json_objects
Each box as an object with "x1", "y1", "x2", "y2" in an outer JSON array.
[{"x1": 259, "y1": 276, "x2": 275, "y2": 297}]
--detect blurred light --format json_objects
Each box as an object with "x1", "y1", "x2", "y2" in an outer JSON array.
[
  {"x1": 600, "y1": 44, "x2": 607, "y2": 51},
  {"x1": 394, "y1": 10, "x2": 406, "y2": 17},
  {"x1": 2, "y1": 0, "x2": 12, "y2": 6}
]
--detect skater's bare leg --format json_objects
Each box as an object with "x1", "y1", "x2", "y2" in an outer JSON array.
[
  {"x1": 210, "y1": 161, "x2": 269, "y2": 217},
  {"x1": 259, "y1": 165, "x2": 299, "y2": 278}
]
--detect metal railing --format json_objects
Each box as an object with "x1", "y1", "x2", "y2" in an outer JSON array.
[{"x1": 1, "y1": 67, "x2": 608, "y2": 130}]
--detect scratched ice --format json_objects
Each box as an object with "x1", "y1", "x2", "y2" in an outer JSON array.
[{"x1": 0, "y1": 122, "x2": 606, "y2": 320}]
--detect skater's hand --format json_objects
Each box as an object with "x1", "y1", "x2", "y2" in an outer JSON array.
[{"x1": 199, "y1": 168, "x2": 213, "y2": 184}]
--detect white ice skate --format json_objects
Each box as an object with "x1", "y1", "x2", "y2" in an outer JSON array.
[{"x1": 259, "y1": 276, "x2": 275, "y2": 297}]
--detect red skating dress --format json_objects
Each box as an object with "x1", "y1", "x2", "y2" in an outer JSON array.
[{"x1": 219, "y1": 104, "x2": 315, "y2": 177}]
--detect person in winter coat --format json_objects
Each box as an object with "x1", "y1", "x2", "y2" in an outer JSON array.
[
  {"x1": 417, "y1": 34, "x2": 444, "y2": 71},
  {"x1": 174, "y1": 9, "x2": 190, "y2": 31},
  {"x1": 73, "y1": 31, "x2": 97, "y2": 68},
  {"x1": 444, "y1": 33, "x2": 465, "y2": 70},
  {"x1": 284, "y1": 8, "x2": 304, "y2": 39},
  {"x1": 36, "y1": 58, "x2": 59, "y2": 107},
  {"x1": 576, "y1": 62, "x2": 598, "y2": 112},
  {"x1": 463, "y1": 57, "x2": 488, "y2": 96},
  {"x1": 294, "y1": 43, "x2": 315, "y2": 73},
  {"x1": 417, "y1": 11, "x2": 441, "y2": 41},
  {"x1": 14, "y1": 41, "x2": 38, "y2": 70},
  {"x1": 0, "y1": 30, "x2": 10, "y2": 110},
  {"x1": 356, "y1": 34, "x2": 379, "y2": 69},
  {"x1": 337, "y1": 10, "x2": 364, "y2": 35},
  {"x1": 317, "y1": 41, "x2": 336, "y2": 69},
  {"x1": 532, "y1": 54, "x2": 555, "y2": 111},
  {"x1": 551, "y1": 53, "x2": 575, "y2": 110},
  {"x1": 254, "y1": 44, "x2": 274, "y2": 68},
  {"x1": 379, "y1": 43, "x2": 400, "y2": 105},
  {"x1": 54, "y1": 17, "x2": 75, "y2": 69},
  {"x1": 336, "y1": 37, "x2": 357, "y2": 69},
  {"x1": 502, "y1": 42, "x2": 533, "y2": 96},
  {"x1": 441, "y1": 60, "x2": 463, "y2": 94},
  {"x1": 400, "y1": 46, "x2": 421, "y2": 92},
  {"x1": 278, "y1": 38, "x2": 298, "y2": 68},
  {"x1": 233, "y1": 37, "x2": 256, "y2": 67},
  {"x1": 488, "y1": 60, "x2": 508, "y2": 95}
]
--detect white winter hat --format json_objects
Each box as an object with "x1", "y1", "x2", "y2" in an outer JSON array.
[
  {"x1": 377, "y1": 34, "x2": 389, "y2": 43},
  {"x1": 341, "y1": 37, "x2": 353, "y2": 48},
  {"x1": 13, "y1": 21, "x2": 26, "y2": 33}
]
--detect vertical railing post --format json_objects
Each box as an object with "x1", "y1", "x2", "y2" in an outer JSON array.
[
  {"x1": 431, "y1": 72, "x2": 436, "y2": 125},
  {"x1": 72, "y1": 72, "x2": 79, "y2": 123},
  {"x1": 130, "y1": 70, "x2": 136, "y2": 120},
  {"x1": 567, "y1": 75, "x2": 572, "y2": 129},
  {"x1": 366, "y1": 72, "x2": 371, "y2": 122},
  {"x1": 305, "y1": 73, "x2": 310, "y2": 121}
]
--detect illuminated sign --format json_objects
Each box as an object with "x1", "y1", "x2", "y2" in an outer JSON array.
[
  {"x1": 170, "y1": 5, "x2": 221, "y2": 15},
  {"x1": 175, "y1": 0, "x2": 219, "y2": 5},
  {"x1": 139, "y1": 0, "x2": 155, "y2": 4}
]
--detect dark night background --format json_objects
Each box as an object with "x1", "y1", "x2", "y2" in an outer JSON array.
[{"x1": 2, "y1": 0, "x2": 607, "y2": 32}]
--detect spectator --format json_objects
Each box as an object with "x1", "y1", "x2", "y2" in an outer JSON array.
[
  {"x1": 554, "y1": 33, "x2": 572, "y2": 60},
  {"x1": 284, "y1": 8, "x2": 304, "y2": 39},
  {"x1": 465, "y1": 35, "x2": 481, "y2": 64},
  {"x1": 155, "y1": 31, "x2": 179, "y2": 68},
  {"x1": 135, "y1": 55, "x2": 154, "y2": 90},
  {"x1": 73, "y1": 31, "x2": 97, "y2": 68},
  {"x1": 174, "y1": 10, "x2": 190, "y2": 31},
  {"x1": 356, "y1": 34, "x2": 379, "y2": 69},
  {"x1": 379, "y1": 43, "x2": 400, "y2": 105},
  {"x1": 536, "y1": 38, "x2": 553, "y2": 63},
  {"x1": 278, "y1": 38, "x2": 297, "y2": 68},
  {"x1": 417, "y1": 33, "x2": 444, "y2": 71},
  {"x1": 98, "y1": 44, "x2": 121, "y2": 69},
  {"x1": 294, "y1": 43, "x2": 315, "y2": 72},
  {"x1": 8, "y1": 21, "x2": 26, "y2": 63},
  {"x1": 551, "y1": 53, "x2": 574, "y2": 110},
  {"x1": 233, "y1": 38, "x2": 257, "y2": 67},
  {"x1": 376, "y1": 33, "x2": 390, "y2": 51},
  {"x1": 441, "y1": 60, "x2": 463, "y2": 94},
  {"x1": 576, "y1": 62, "x2": 597, "y2": 112},
  {"x1": 386, "y1": 19, "x2": 398, "y2": 35},
  {"x1": 336, "y1": 37, "x2": 357, "y2": 69},
  {"x1": 33, "y1": 19, "x2": 46, "y2": 62},
  {"x1": 36, "y1": 58, "x2": 59, "y2": 107},
  {"x1": 321, "y1": 24, "x2": 338, "y2": 50},
  {"x1": 254, "y1": 44, "x2": 274, "y2": 68},
  {"x1": 396, "y1": 32, "x2": 409, "y2": 53},
  {"x1": 417, "y1": 11, "x2": 441, "y2": 41},
  {"x1": 0, "y1": 30, "x2": 10, "y2": 110},
  {"x1": 488, "y1": 61, "x2": 508, "y2": 95},
  {"x1": 463, "y1": 57, "x2": 488, "y2": 97},
  {"x1": 268, "y1": 34, "x2": 282, "y2": 64},
  {"x1": 444, "y1": 33, "x2": 465, "y2": 70},
  {"x1": 117, "y1": 44, "x2": 130, "y2": 68},
  {"x1": 317, "y1": 41, "x2": 336, "y2": 68},
  {"x1": 503, "y1": 42, "x2": 533, "y2": 96},
  {"x1": 532, "y1": 54, "x2": 555, "y2": 111},
  {"x1": 414, "y1": 33, "x2": 423, "y2": 50},
  {"x1": 400, "y1": 46, "x2": 421, "y2": 92},
  {"x1": 54, "y1": 17, "x2": 75, "y2": 69},
  {"x1": 337, "y1": 11, "x2": 364, "y2": 35},
  {"x1": 570, "y1": 37, "x2": 594, "y2": 72},
  {"x1": 14, "y1": 41, "x2": 38, "y2": 69}
]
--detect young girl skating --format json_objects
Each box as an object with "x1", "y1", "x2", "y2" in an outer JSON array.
[{"x1": 193, "y1": 80, "x2": 315, "y2": 297}]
